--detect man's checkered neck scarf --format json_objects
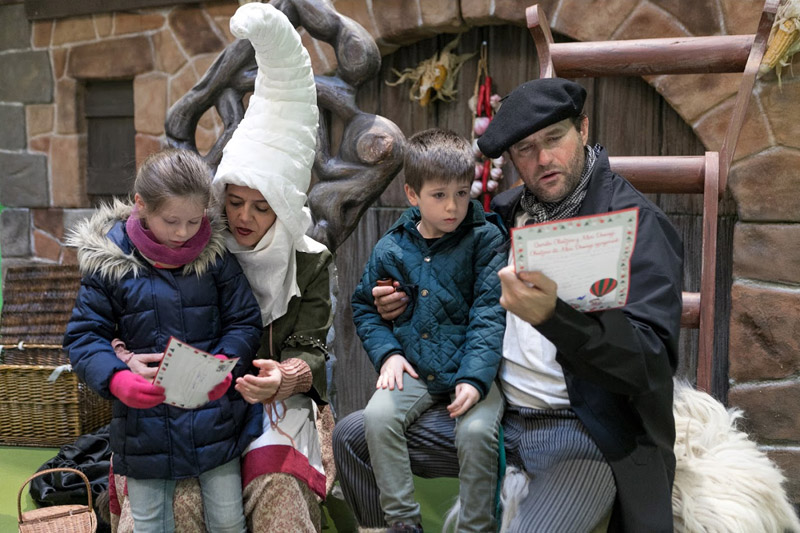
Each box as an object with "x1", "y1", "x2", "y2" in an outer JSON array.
[{"x1": 520, "y1": 144, "x2": 599, "y2": 225}]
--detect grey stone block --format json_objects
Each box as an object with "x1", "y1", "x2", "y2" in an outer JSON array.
[
  {"x1": 0, "y1": 50, "x2": 53, "y2": 104},
  {"x1": 0, "y1": 207, "x2": 31, "y2": 257},
  {"x1": 0, "y1": 4, "x2": 31, "y2": 51},
  {"x1": 63, "y1": 208, "x2": 97, "y2": 233},
  {"x1": 0, "y1": 151, "x2": 49, "y2": 207},
  {"x1": 0, "y1": 104, "x2": 26, "y2": 150}
]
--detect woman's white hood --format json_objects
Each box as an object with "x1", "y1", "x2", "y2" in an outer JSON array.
[
  {"x1": 212, "y1": 2, "x2": 326, "y2": 326},
  {"x1": 213, "y1": 1, "x2": 319, "y2": 245}
]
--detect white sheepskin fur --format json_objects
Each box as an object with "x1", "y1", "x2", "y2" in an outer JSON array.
[
  {"x1": 671, "y1": 380, "x2": 799, "y2": 533},
  {"x1": 498, "y1": 466, "x2": 529, "y2": 532},
  {"x1": 446, "y1": 380, "x2": 800, "y2": 533}
]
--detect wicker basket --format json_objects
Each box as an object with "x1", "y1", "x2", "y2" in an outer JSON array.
[
  {"x1": 0, "y1": 264, "x2": 112, "y2": 447},
  {"x1": 18, "y1": 467, "x2": 97, "y2": 533}
]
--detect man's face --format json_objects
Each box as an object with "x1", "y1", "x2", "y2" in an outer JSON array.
[{"x1": 507, "y1": 117, "x2": 589, "y2": 203}]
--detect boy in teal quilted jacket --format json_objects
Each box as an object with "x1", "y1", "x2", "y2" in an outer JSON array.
[{"x1": 351, "y1": 128, "x2": 507, "y2": 532}]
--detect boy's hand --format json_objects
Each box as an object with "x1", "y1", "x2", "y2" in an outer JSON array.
[
  {"x1": 377, "y1": 354, "x2": 418, "y2": 390},
  {"x1": 373, "y1": 282, "x2": 409, "y2": 322},
  {"x1": 235, "y1": 359, "x2": 282, "y2": 404},
  {"x1": 447, "y1": 383, "x2": 480, "y2": 418}
]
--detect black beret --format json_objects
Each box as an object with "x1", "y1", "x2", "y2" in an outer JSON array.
[{"x1": 477, "y1": 78, "x2": 586, "y2": 158}]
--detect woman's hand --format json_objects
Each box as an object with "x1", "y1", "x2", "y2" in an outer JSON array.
[
  {"x1": 125, "y1": 353, "x2": 163, "y2": 381},
  {"x1": 111, "y1": 339, "x2": 163, "y2": 381},
  {"x1": 235, "y1": 359, "x2": 283, "y2": 404}
]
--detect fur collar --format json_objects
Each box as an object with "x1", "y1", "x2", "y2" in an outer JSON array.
[{"x1": 66, "y1": 200, "x2": 228, "y2": 281}]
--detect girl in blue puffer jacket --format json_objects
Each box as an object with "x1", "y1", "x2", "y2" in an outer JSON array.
[{"x1": 63, "y1": 148, "x2": 262, "y2": 533}]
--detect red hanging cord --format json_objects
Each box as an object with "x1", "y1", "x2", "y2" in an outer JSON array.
[
  {"x1": 481, "y1": 159, "x2": 492, "y2": 211},
  {"x1": 482, "y1": 76, "x2": 493, "y2": 119}
]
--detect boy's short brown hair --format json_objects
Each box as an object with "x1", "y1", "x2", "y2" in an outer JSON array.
[{"x1": 403, "y1": 128, "x2": 474, "y2": 193}]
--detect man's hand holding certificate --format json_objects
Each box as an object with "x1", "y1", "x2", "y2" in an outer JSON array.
[
  {"x1": 153, "y1": 337, "x2": 239, "y2": 409},
  {"x1": 511, "y1": 208, "x2": 638, "y2": 312}
]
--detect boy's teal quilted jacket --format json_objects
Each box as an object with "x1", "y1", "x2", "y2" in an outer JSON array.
[{"x1": 351, "y1": 200, "x2": 507, "y2": 399}]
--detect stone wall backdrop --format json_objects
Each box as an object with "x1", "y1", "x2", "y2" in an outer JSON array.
[
  {"x1": 0, "y1": 0, "x2": 798, "y2": 505},
  {"x1": 0, "y1": 0, "x2": 238, "y2": 269},
  {"x1": 0, "y1": 1, "x2": 52, "y2": 264}
]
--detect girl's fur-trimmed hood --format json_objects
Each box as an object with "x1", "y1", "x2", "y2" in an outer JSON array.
[{"x1": 66, "y1": 200, "x2": 228, "y2": 281}]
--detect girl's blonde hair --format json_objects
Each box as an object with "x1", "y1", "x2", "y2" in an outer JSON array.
[{"x1": 134, "y1": 149, "x2": 213, "y2": 213}]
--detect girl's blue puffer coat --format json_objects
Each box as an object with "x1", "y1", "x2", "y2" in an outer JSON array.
[
  {"x1": 63, "y1": 202, "x2": 263, "y2": 479},
  {"x1": 351, "y1": 200, "x2": 507, "y2": 399}
]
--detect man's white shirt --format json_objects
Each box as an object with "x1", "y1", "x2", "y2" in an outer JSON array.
[{"x1": 500, "y1": 243, "x2": 570, "y2": 410}]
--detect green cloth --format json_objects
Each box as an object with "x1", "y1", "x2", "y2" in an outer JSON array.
[
  {"x1": 256, "y1": 249, "x2": 333, "y2": 404},
  {"x1": 0, "y1": 446, "x2": 60, "y2": 531}
]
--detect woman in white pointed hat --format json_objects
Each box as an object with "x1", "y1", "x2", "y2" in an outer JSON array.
[
  {"x1": 216, "y1": 3, "x2": 333, "y2": 531},
  {"x1": 109, "y1": 4, "x2": 336, "y2": 532}
]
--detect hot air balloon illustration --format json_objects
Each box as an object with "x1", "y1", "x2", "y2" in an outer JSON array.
[{"x1": 590, "y1": 278, "x2": 618, "y2": 298}]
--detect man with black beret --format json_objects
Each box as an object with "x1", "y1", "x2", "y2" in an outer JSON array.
[{"x1": 333, "y1": 77, "x2": 683, "y2": 533}]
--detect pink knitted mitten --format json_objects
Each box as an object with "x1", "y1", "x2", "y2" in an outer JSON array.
[
  {"x1": 208, "y1": 354, "x2": 233, "y2": 402},
  {"x1": 109, "y1": 370, "x2": 165, "y2": 409}
]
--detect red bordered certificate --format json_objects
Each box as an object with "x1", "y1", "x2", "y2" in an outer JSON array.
[
  {"x1": 511, "y1": 208, "x2": 638, "y2": 312},
  {"x1": 153, "y1": 337, "x2": 239, "y2": 409}
]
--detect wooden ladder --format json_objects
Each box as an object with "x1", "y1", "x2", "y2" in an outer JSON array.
[{"x1": 526, "y1": 0, "x2": 779, "y2": 393}]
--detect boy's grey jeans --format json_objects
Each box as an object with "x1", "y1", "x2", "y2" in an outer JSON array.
[{"x1": 363, "y1": 376, "x2": 504, "y2": 532}]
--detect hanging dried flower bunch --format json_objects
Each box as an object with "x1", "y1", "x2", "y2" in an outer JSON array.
[
  {"x1": 385, "y1": 34, "x2": 475, "y2": 107},
  {"x1": 468, "y1": 42, "x2": 503, "y2": 211}
]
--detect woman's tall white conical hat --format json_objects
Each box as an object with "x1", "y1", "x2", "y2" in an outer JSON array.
[{"x1": 213, "y1": 2, "x2": 319, "y2": 244}]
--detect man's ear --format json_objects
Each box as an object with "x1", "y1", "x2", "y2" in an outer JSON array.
[
  {"x1": 404, "y1": 183, "x2": 419, "y2": 206},
  {"x1": 579, "y1": 116, "x2": 589, "y2": 145}
]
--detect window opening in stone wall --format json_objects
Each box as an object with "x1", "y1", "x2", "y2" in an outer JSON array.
[{"x1": 85, "y1": 80, "x2": 136, "y2": 207}]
